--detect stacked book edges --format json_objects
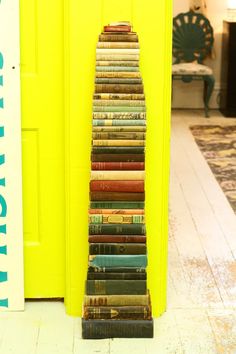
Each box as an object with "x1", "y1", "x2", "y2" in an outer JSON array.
[{"x1": 82, "y1": 21, "x2": 153, "y2": 339}]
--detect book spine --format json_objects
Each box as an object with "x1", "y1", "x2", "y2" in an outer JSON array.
[
  {"x1": 92, "y1": 140, "x2": 145, "y2": 147},
  {"x1": 93, "y1": 120, "x2": 146, "y2": 126},
  {"x1": 92, "y1": 132, "x2": 146, "y2": 140},
  {"x1": 92, "y1": 126, "x2": 146, "y2": 132},
  {"x1": 89, "y1": 209, "x2": 145, "y2": 214},
  {"x1": 90, "y1": 192, "x2": 145, "y2": 201},
  {"x1": 89, "y1": 201, "x2": 144, "y2": 209},
  {"x1": 86, "y1": 280, "x2": 147, "y2": 295},
  {"x1": 87, "y1": 272, "x2": 146, "y2": 280},
  {"x1": 88, "y1": 266, "x2": 146, "y2": 273},
  {"x1": 93, "y1": 100, "x2": 145, "y2": 106},
  {"x1": 97, "y1": 42, "x2": 140, "y2": 49},
  {"x1": 96, "y1": 54, "x2": 139, "y2": 61},
  {"x1": 89, "y1": 243, "x2": 146, "y2": 255},
  {"x1": 96, "y1": 61, "x2": 139, "y2": 67},
  {"x1": 93, "y1": 106, "x2": 145, "y2": 112},
  {"x1": 90, "y1": 180, "x2": 144, "y2": 192},
  {"x1": 90, "y1": 171, "x2": 145, "y2": 180},
  {"x1": 89, "y1": 224, "x2": 146, "y2": 235},
  {"x1": 96, "y1": 48, "x2": 140, "y2": 55},
  {"x1": 83, "y1": 305, "x2": 151, "y2": 320},
  {"x1": 83, "y1": 294, "x2": 149, "y2": 306},
  {"x1": 96, "y1": 72, "x2": 141, "y2": 78},
  {"x1": 91, "y1": 162, "x2": 145, "y2": 170},
  {"x1": 98, "y1": 34, "x2": 138, "y2": 42},
  {"x1": 82, "y1": 319, "x2": 154, "y2": 339},
  {"x1": 93, "y1": 94, "x2": 144, "y2": 100},
  {"x1": 89, "y1": 214, "x2": 145, "y2": 223},
  {"x1": 93, "y1": 112, "x2": 146, "y2": 119},
  {"x1": 95, "y1": 84, "x2": 143, "y2": 93},
  {"x1": 92, "y1": 146, "x2": 145, "y2": 154},
  {"x1": 96, "y1": 66, "x2": 139, "y2": 72},
  {"x1": 89, "y1": 254, "x2": 147, "y2": 267},
  {"x1": 88, "y1": 235, "x2": 146, "y2": 243},
  {"x1": 104, "y1": 26, "x2": 132, "y2": 32},
  {"x1": 95, "y1": 78, "x2": 142, "y2": 85},
  {"x1": 91, "y1": 154, "x2": 145, "y2": 162}
]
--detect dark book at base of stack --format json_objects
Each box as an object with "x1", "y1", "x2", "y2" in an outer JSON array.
[{"x1": 82, "y1": 21, "x2": 153, "y2": 339}]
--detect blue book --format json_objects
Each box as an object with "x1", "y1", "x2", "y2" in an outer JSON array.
[{"x1": 89, "y1": 254, "x2": 147, "y2": 268}]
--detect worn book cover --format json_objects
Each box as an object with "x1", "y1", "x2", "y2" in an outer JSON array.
[
  {"x1": 91, "y1": 153, "x2": 145, "y2": 162},
  {"x1": 93, "y1": 119, "x2": 146, "y2": 126},
  {"x1": 97, "y1": 42, "x2": 139, "y2": 49},
  {"x1": 89, "y1": 214, "x2": 145, "y2": 224},
  {"x1": 89, "y1": 201, "x2": 145, "y2": 209},
  {"x1": 90, "y1": 180, "x2": 144, "y2": 193},
  {"x1": 89, "y1": 254, "x2": 147, "y2": 267},
  {"x1": 86, "y1": 279, "x2": 147, "y2": 295},
  {"x1": 92, "y1": 146, "x2": 145, "y2": 154},
  {"x1": 92, "y1": 132, "x2": 146, "y2": 140},
  {"x1": 88, "y1": 235, "x2": 146, "y2": 243},
  {"x1": 89, "y1": 208, "x2": 145, "y2": 214},
  {"x1": 91, "y1": 162, "x2": 145, "y2": 170},
  {"x1": 90, "y1": 191, "x2": 145, "y2": 201},
  {"x1": 90, "y1": 170, "x2": 145, "y2": 180},
  {"x1": 83, "y1": 305, "x2": 151, "y2": 320},
  {"x1": 83, "y1": 293, "x2": 149, "y2": 306},
  {"x1": 92, "y1": 140, "x2": 145, "y2": 147},
  {"x1": 87, "y1": 272, "x2": 146, "y2": 280},
  {"x1": 89, "y1": 243, "x2": 146, "y2": 255},
  {"x1": 95, "y1": 84, "x2": 143, "y2": 94}
]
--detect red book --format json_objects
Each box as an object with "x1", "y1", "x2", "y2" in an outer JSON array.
[
  {"x1": 89, "y1": 209, "x2": 144, "y2": 215},
  {"x1": 88, "y1": 235, "x2": 146, "y2": 243},
  {"x1": 92, "y1": 162, "x2": 144, "y2": 170},
  {"x1": 104, "y1": 25, "x2": 131, "y2": 32},
  {"x1": 90, "y1": 180, "x2": 144, "y2": 193}
]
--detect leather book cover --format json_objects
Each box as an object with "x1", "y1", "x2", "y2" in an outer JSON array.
[
  {"x1": 86, "y1": 279, "x2": 147, "y2": 295},
  {"x1": 88, "y1": 235, "x2": 146, "y2": 243},
  {"x1": 89, "y1": 243, "x2": 146, "y2": 255},
  {"x1": 90, "y1": 180, "x2": 144, "y2": 192},
  {"x1": 83, "y1": 305, "x2": 151, "y2": 320},
  {"x1": 89, "y1": 201, "x2": 145, "y2": 209},
  {"x1": 95, "y1": 83, "x2": 143, "y2": 94},
  {"x1": 87, "y1": 272, "x2": 146, "y2": 280},
  {"x1": 91, "y1": 154, "x2": 145, "y2": 162},
  {"x1": 90, "y1": 192, "x2": 145, "y2": 201},
  {"x1": 91, "y1": 162, "x2": 145, "y2": 170}
]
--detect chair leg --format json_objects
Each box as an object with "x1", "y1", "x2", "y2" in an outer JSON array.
[{"x1": 203, "y1": 75, "x2": 215, "y2": 118}]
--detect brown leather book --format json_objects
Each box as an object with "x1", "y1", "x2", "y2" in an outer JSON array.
[
  {"x1": 90, "y1": 180, "x2": 144, "y2": 193},
  {"x1": 95, "y1": 84, "x2": 143, "y2": 94},
  {"x1": 89, "y1": 209, "x2": 144, "y2": 214},
  {"x1": 90, "y1": 191, "x2": 145, "y2": 201},
  {"x1": 83, "y1": 305, "x2": 151, "y2": 320},
  {"x1": 88, "y1": 235, "x2": 146, "y2": 243},
  {"x1": 91, "y1": 162, "x2": 145, "y2": 170},
  {"x1": 91, "y1": 154, "x2": 145, "y2": 162}
]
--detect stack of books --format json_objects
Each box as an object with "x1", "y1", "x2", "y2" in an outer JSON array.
[{"x1": 82, "y1": 22, "x2": 153, "y2": 339}]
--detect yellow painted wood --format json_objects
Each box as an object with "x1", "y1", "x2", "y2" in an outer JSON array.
[
  {"x1": 20, "y1": 0, "x2": 65, "y2": 297},
  {"x1": 65, "y1": 0, "x2": 172, "y2": 316}
]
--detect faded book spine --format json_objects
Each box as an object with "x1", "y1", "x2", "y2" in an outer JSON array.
[
  {"x1": 93, "y1": 112, "x2": 146, "y2": 119},
  {"x1": 96, "y1": 61, "x2": 139, "y2": 67},
  {"x1": 92, "y1": 126, "x2": 146, "y2": 132},
  {"x1": 93, "y1": 106, "x2": 146, "y2": 112},
  {"x1": 89, "y1": 243, "x2": 146, "y2": 255},
  {"x1": 87, "y1": 272, "x2": 146, "y2": 280},
  {"x1": 93, "y1": 99, "x2": 145, "y2": 106},
  {"x1": 89, "y1": 209, "x2": 145, "y2": 214},
  {"x1": 91, "y1": 162, "x2": 145, "y2": 170},
  {"x1": 95, "y1": 72, "x2": 141, "y2": 78},
  {"x1": 89, "y1": 214, "x2": 145, "y2": 224},
  {"x1": 93, "y1": 120, "x2": 146, "y2": 126},
  {"x1": 83, "y1": 305, "x2": 151, "y2": 320},
  {"x1": 95, "y1": 84, "x2": 143, "y2": 93},
  {"x1": 91, "y1": 154, "x2": 145, "y2": 162},
  {"x1": 90, "y1": 180, "x2": 144, "y2": 192},
  {"x1": 97, "y1": 42, "x2": 140, "y2": 49},
  {"x1": 90, "y1": 192, "x2": 145, "y2": 201},
  {"x1": 90, "y1": 201, "x2": 144, "y2": 209},
  {"x1": 89, "y1": 224, "x2": 146, "y2": 235},
  {"x1": 93, "y1": 93, "x2": 144, "y2": 100},
  {"x1": 92, "y1": 140, "x2": 145, "y2": 147},
  {"x1": 82, "y1": 319, "x2": 153, "y2": 339},
  {"x1": 103, "y1": 25, "x2": 132, "y2": 32},
  {"x1": 86, "y1": 280, "x2": 147, "y2": 295},
  {"x1": 88, "y1": 235, "x2": 146, "y2": 243},
  {"x1": 98, "y1": 34, "x2": 138, "y2": 42},
  {"x1": 88, "y1": 266, "x2": 146, "y2": 273},
  {"x1": 83, "y1": 294, "x2": 149, "y2": 306},
  {"x1": 92, "y1": 132, "x2": 146, "y2": 140},
  {"x1": 95, "y1": 78, "x2": 142, "y2": 84},
  {"x1": 96, "y1": 49, "x2": 140, "y2": 55},
  {"x1": 96, "y1": 66, "x2": 139, "y2": 72},
  {"x1": 90, "y1": 170, "x2": 145, "y2": 180},
  {"x1": 89, "y1": 254, "x2": 147, "y2": 267},
  {"x1": 96, "y1": 54, "x2": 139, "y2": 61},
  {"x1": 92, "y1": 146, "x2": 144, "y2": 154}
]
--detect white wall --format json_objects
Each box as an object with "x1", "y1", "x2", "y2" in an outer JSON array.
[{"x1": 172, "y1": 0, "x2": 228, "y2": 109}]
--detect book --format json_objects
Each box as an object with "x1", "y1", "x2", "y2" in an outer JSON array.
[
  {"x1": 88, "y1": 266, "x2": 146, "y2": 273},
  {"x1": 90, "y1": 201, "x2": 145, "y2": 209},
  {"x1": 104, "y1": 25, "x2": 132, "y2": 32},
  {"x1": 93, "y1": 93, "x2": 144, "y2": 100},
  {"x1": 92, "y1": 126, "x2": 146, "y2": 132},
  {"x1": 88, "y1": 235, "x2": 146, "y2": 243},
  {"x1": 90, "y1": 192, "x2": 145, "y2": 201},
  {"x1": 90, "y1": 171, "x2": 145, "y2": 180},
  {"x1": 89, "y1": 208, "x2": 145, "y2": 214},
  {"x1": 95, "y1": 72, "x2": 141, "y2": 78},
  {"x1": 87, "y1": 272, "x2": 146, "y2": 280},
  {"x1": 96, "y1": 66, "x2": 139, "y2": 72},
  {"x1": 82, "y1": 319, "x2": 154, "y2": 339},
  {"x1": 93, "y1": 106, "x2": 145, "y2": 112},
  {"x1": 96, "y1": 48, "x2": 140, "y2": 55},
  {"x1": 92, "y1": 140, "x2": 145, "y2": 147},
  {"x1": 95, "y1": 78, "x2": 142, "y2": 84},
  {"x1": 89, "y1": 254, "x2": 147, "y2": 267},
  {"x1": 92, "y1": 146, "x2": 145, "y2": 154},
  {"x1": 89, "y1": 243, "x2": 146, "y2": 255},
  {"x1": 91, "y1": 154, "x2": 145, "y2": 162},
  {"x1": 99, "y1": 34, "x2": 138, "y2": 42},
  {"x1": 96, "y1": 61, "x2": 139, "y2": 67},
  {"x1": 91, "y1": 162, "x2": 145, "y2": 170},
  {"x1": 90, "y1": 180, "x2": 144, "y2": 192},
  {"x1": 89, "y1": 224, "x2": 146, "y2": 235},
  {"x1": 96, "y1": 54, "x2": 139, "y2": 61},
  {"x1": 93, "y1": 112, "x2": 146, "y2": 119},
  {"x1": 92, "y1": 132, "x2": 146, "y2": 140},
  {"x1": 89, "y1": 214, "x2": 145, "y2": 224},
  {"x1": 97, "y1": 42, "x2": 139, "y2": 49},
  {"x1": 95, "y1": 84, "x2": 143, "y2": 94},
  {"x1": 93, "y1": 99, "x2": 145, "y2": 106},
  {"x1": 93, "y1": 119, "x2": 146, "y2": 126},
  {"x1": 86, "y1": 279, "x2": 147, "y2": 295},
  {"x1": 83, "y1": 294, "x2": 149, "y2": 306},
  {"x1": 83, "y1": 305, "x2": 151, "y2": 320}
]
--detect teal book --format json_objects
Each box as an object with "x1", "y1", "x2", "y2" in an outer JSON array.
[
  {"x1": 90, "y1": 201, "x2": 145, "y2": 209},
  {"x1": 96, "y1": 66, "x2": 139, "y2": 72},
  {"x1": 89, "y1": 224, "x2": 146, "y2": 235},
  {"x1": 93, "y1": 106, "x2": 146, "y2": 112},
  {"x1": 93, "y1": 120, "x2": 146, "y2": 126},
  {"x1": 89, "y1": 254, "x2": 147, "y2": 268}
]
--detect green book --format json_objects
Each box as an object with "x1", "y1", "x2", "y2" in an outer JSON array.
[
  {"x1": 93, "y1": 112, "x2": 146, "y2": 119},
  {"x1": 95, "y1": 78, "x2": 142, "y2": 84},
  {"x1": 86, "y1": 279, "x2": 147, "y2": 295},
  {"x1": 93, "y1": 119, "x2": 146, "y2": 126},
  {"x1": 93, "y1": 106, "x2": 146, "y2": 112},
  {"x1": 90, "y1": 201, "x2": 145, "y2": 209},
  {"x1": 89, "y1": 255, "x2": 147, "y2": 268}
]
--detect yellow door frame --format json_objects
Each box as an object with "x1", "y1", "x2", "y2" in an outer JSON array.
[{"x1": 64, "y1": 0, "x2": 172, "y2": 317}]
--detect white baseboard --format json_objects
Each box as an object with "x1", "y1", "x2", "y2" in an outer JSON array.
[{"x1": 172, "y1": 81, "x2": 220, "y2": 109}]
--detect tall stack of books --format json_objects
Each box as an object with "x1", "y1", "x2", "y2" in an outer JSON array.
[{"x1": 82, "y1": 22, "x2": 153, "y2": 339}]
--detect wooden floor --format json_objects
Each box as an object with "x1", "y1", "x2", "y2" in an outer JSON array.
[{"x1": 0, "y1": 110, "x2": 236, "y2": 353}]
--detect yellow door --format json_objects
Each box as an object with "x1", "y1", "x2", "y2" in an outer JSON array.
[{"x1": 20, "y1": 0, "x2": 65, "y2": 297}]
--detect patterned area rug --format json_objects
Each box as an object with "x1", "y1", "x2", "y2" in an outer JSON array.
[{"x1": 190, "y1": 125, "x2": 236, "y2": 214}]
